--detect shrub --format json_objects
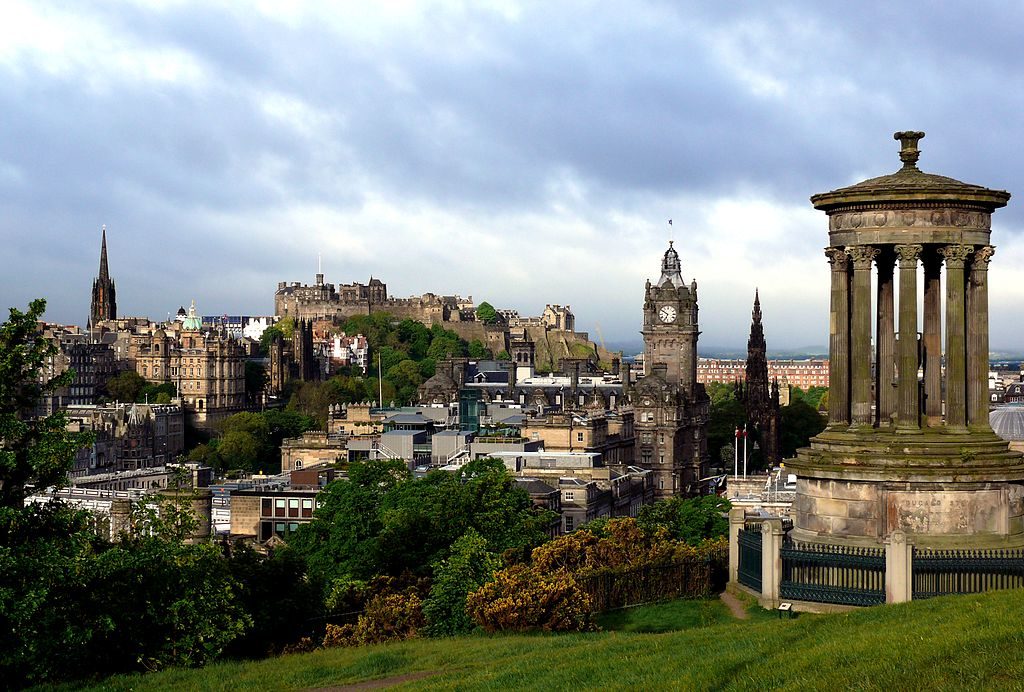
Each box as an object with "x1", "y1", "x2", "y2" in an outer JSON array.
[
  {"x1": 466, "y1": 565, "x2": 594, "y2": 633},
  {"x1": 323, "y1": 591, "x2": 425, "y2": 647}
]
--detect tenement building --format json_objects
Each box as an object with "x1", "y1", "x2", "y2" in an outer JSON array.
[
  {"x1": 632, "y1": 241, "x2": 710, "y2": 497},
  {"x1": 788, "y1": 131, "x2": 1024, "y2": 547}
]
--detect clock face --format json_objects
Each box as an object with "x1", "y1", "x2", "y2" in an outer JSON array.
[{"x1": 658, "y1": 305, "x2": 677, "y2": 323}]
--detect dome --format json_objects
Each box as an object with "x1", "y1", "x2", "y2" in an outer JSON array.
[
  {"x1": 811, "y1": 131, "x2": 1010, "y2": 212},
  {"x1": 990, "y1": 405, "x2": 1024, "y2": 441},
  {"x1": 182, "y1": 300, "x2": 203, "y2": 331}
]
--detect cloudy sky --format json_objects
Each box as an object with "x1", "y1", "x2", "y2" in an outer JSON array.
[{"x1": 3, "y1": 1, "x2": 1024, "y2": 352}]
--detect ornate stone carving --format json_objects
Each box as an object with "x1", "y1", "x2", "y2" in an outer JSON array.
[
  {"x1": 846, "y1": 245, "x2": 881, "y2": 269},
  {"x1": 939, "y1": 244, "x2": 974, "y2": 268},
  {"x1": 894, "y1": 244, "x2": 923, "y2": 266},
  {"x1": 972, "y1": 245, "x2": 995, "y2": 269},
  {"x1": 825, "y1": 247, "x2": 849, "y2": 270},
  {"x1": 830, "y1": 209, "x2": 990, "y2": 231}
]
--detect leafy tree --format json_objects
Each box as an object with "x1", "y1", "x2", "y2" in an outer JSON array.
[
  {"x1": 636, "y1": 496, "x2": 731, "y2": 545},
  {"x1": 475, "y1": 301, "x2": 498, "y2": 324},
  {"x1": 0, "y1": 299, "x2": 92, "y2": 508},
  {"x1": 780, "y1": 399, "x2": 827, "y2": 458},
  {"x1": 790, "y1": 386, "x2": 829, "y2": 411},
  {"x1": 138, "y1": 381, "x2": 176, "y2": 403},
  {"x1": 423, "y1": 528, "x2": 498, "y2": 636},
  {"x1": 104, "y1": 369, "x2": 147, "y2": 403},
  {"x1": 467, "y1": 339, "x2": 491, "y2": 359},
  {"x1": 707, "y1": 393, "x2": 744, "y2": 470},
  {"x1": 495, "y1": 350, "x2": 511, "y2": 361},
  {"x1": 245, "y1": 361, "x2": 268, "y2": 405}
]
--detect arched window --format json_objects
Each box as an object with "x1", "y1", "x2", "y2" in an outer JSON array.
[{"x1": 295, "y1": 459, "x2": 303, "y2": 469}]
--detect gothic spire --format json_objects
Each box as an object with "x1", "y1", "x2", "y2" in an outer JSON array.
[
  {"x1": 658, "y1": 240, "x2": 685, "y2": 288},
  {"x1": 98, "y1": 225, "x2": 110, "y2": 282}
]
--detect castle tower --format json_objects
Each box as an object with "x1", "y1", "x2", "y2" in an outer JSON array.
[
  {"x1": 633, "y1": 240, "x2": 710, "y2": 498},
  {"x1": 89, "y1": 226, "x2": 117, "y2": 328},
  {"x1": 789, "y1": 131, "x2": 1024, "y2": 547}
]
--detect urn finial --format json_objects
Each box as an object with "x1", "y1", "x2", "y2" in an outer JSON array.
[{"x1": 894, "y1": 131, "x2": 925, "y2": 169}]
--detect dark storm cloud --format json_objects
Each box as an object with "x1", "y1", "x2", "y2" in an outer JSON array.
[{"x1": 2, "y1": 0, "x2": 1023, "y2": 346}]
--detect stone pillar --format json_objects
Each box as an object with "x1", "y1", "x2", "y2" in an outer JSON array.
[
  {"x1": 847, "y1": 246, "x2": 880, "y2": 426},
  {"x1": 875, "y1": 249, "x2": 896, "y2": 426},
  {"x1": 967, "y1": 246, "x2": 995, "y2": 430},
  {"x1": 941, "y1": 245, "x2": 973, "y2": 430},
  {"x1": 896, "y1": 245, "x2": 922, "y2": 430},
  {"x1": 884, "y1": 530, "x2": 913, "y2": 604},
  {"x1": 728, "y1": 507, "x2": 745, "y2": 585},
  {"x1": 922, "y1": 251, "x2": 943, "y2": 426},
  {"x1": 760, "y1": 518, "x2": 785, "y2": 609},
  {"x1": 826, "y1": 248, "x2": 851, "y2": 426}
]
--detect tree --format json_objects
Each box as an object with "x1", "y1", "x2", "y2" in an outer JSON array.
[
  {"x1": 245, "y1": 361, "x2": 268, "y2": 405},
  {"x1": 780, "y1": 399, "x2": 827, "y2": 458},
  {"x1": 0, "y1": 300, "x2": 91, "y2": 508},
  {"x1": 636, "y1": 496, "x2": 731, "y2": 545},
  {"x1": 467, "y1": 339, "x2": 491, "y2": 359},
  {"x1": 475, "y1": 301, "x2": 498, "y2": 324},
  {"x1": 423, "y1": 529, "x2": 498, "y2": 636},
  {"x1": 104, "y1": 370, "x2": 147, "y2": 403}
]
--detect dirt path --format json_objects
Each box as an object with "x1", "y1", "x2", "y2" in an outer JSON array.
[
  {"x1": 720, "y1": 591, "x2": 750, "y2": 620},
  {"x1": 313, "y1": 670, "x2": 440, "y2": 691}
]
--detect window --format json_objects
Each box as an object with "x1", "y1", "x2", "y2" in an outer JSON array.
[
  {"x1": 659, "y1": 477, "x2": 664, "y2": 490},
  {"x1": 288, "y1": 499, "x2": 300, "y2": 518},
  {"x1": 275, "y1": 498, "x2": 286, "y2": 517},
  {"x1": 577, "y1": 432, "x2": 584, "y2": 442},
  {"x1": 564, "y1": 491, "x2": 574, "y2": 501},
  {"x1": 659, "y1": 455, "x2": 665, "y2": 464},
  {"x1": 565, "y1": 515, "x2": 574, "y2": 532},
  {"x1": 301, "y1": 499, "x2": 314, "y2": 518}
]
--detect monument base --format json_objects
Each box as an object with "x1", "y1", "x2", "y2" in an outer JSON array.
[{"x1": 787, "y1": 427, "x2": 1024, "y2": 548}]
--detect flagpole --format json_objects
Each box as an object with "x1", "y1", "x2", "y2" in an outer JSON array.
[
  {"x1": 743, "y1": 424, "x2": 748, "y2": 479},
  {"x1": 734, "y1": 427, "x2": 739, "y2": 479}
]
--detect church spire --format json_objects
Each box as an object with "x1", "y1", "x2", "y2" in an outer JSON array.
[
  {"x1": 90, "y1": 226, "x2": 117, "y2": 328},
  {"x1": 98, "y1": 225, "x2": 110, "y2": 282}
]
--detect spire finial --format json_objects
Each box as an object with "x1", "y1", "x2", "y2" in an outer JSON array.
[{"x1": 894, "y1": 131, "x2": 925, "y2": 169}]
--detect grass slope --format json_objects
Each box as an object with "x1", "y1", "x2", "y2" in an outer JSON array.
[{"x1": 84, "y1": 589, "x2": 1024, "y2": 691}]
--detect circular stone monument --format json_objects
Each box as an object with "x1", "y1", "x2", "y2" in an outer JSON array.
[{"x1": 787, "y1": 132, "x2": 1024, "y2": 548}]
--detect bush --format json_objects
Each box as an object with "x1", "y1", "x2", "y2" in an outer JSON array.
[
  {"x1": 466, "y1": 564, "x2": 594, "y2": 633},
  {"x1": 323, "y1": 591, "x2": 425, "y2": 647}
]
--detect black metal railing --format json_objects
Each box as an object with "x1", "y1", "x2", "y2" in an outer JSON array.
[
  {"x1": 912, "y1": 548, "x2": 1024, "y2": 599},
  {"x1": 577, "y1": 546, "x2": 728, "y2": 611},
  {"x1": 781, "y1": 540, "x2": 885, "y2": 606},
  {"x1": 737, "y1": 525, "x2": 763, "y2": 593}
]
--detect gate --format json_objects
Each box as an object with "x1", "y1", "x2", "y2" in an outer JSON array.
[{"x1": 737, "y1": 523, "x2": 763, "y2": 592}]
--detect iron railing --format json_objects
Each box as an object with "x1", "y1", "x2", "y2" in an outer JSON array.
[
  {"x1": 781, "y1": 540, "x2": 885, "y2": 606},
  {"x1": 912, "y1": 548, "x2": 1024, "y2": 599},
  {"x1": 737, "y1": 525, "x2": 763, "y2": 593}
]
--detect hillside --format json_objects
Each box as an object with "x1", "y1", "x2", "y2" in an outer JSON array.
[{"x1": 88, "y1": 588, "x2": 1024, "y2": 690}]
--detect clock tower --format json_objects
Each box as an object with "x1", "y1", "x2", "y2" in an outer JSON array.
[
  {"x1": 642, "y1": 241, "x2": 699, "y2": 388},
  {"x1": 634, "y1": 241, "x2": 709, "y2": 498}
]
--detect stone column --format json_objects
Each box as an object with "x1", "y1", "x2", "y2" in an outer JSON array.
[
  {"x1": 760, "y1": 518, "x2": 785, "y2": 609},
  {"x1": 967, "y1": 246, "x2": 995, "y2": 430},
  {"x1": 922, "y1": 251, "x2": 943, "y2": 426},
  {"x1": 884, "y1": 530, "x2": 913, "y2": 604},
  {"x1": 941, "y1": 245, "x2": 973, "y2": 430},
  {"x1": 847, "y1": 246, "x2": 880, "y2": 427},
  {"x1": 875, "y1": 249, "x2": 896, "y2": 426},
  {"x1": 896, "y1": 244, "x2": 922, "y2": 430},
  {"x1": 728, "y1": 507, "x2": 745, "y2": 585},
  {"x1": 826, "y1": 248, "x2": 851, "y2": 426}
]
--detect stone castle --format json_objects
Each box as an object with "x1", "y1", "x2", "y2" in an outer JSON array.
[{"x1": 274, "y1": 272, "x2": 599, "y2": 370}]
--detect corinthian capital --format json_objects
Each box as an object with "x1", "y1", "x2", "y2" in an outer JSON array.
[
  {"x1": 894, "y1": 244, "x2": 923, "y2": 266},
  {"x1": 939, "y1": 244, "x2": 974, "y2": 268},
  {"x1": 972, "y1": 245, "x2": 995, "y2": 269},
  {"x1": 825, "y1": 247, "x2": 849, "y2": 270},
  {"x1": 846, "y1": 245, "x2": 881, "y2": 269}
]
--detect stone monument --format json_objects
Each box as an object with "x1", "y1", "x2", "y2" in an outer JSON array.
[{"x1": 788, "y1": 131, "x2": 1024, "y2": 548}]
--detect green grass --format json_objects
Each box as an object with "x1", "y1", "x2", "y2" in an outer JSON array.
[
  {"x1": 596, "y1": 598, "x2": 733, "y2": 633},
  {"x1": 80, "y1": 589, "x2": 1024, "y2": 690}
]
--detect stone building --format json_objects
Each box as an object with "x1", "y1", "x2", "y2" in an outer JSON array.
[
  {"x1": 66, "y1": 401, "x2": 185, "y2": 476},
  {"x1": 36, "y1": 327, "x2": 118, "y2": 415},
  {"x1": 789, "y1": 131, "x2": 1024, "y2": 547},
  {"x1": 130, "y1": 302, "x2": 246, "y2": 429},
  {"x1": 633, "y1": 242, "x2": 711, "y2": 498}
]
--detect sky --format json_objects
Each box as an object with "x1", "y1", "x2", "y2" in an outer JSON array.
[{"x1": 3, "y1": 0, "x2": 1024, "y2": 352}]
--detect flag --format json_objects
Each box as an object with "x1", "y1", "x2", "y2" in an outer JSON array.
[{"x1": 668, "y1": 219, "x2": 673, "y2": 225}]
